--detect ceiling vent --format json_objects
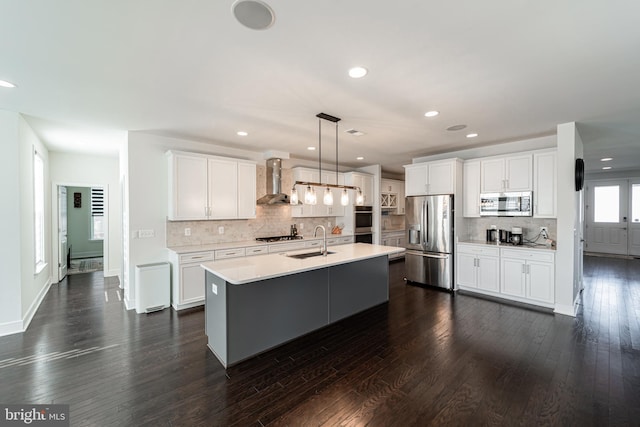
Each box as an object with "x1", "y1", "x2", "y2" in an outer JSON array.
[
  {"x1": 345, "y1": 129, "x2": 365, "y2": 136},
  {"x1": 446, "y1": 124, "x2": 467, "y2": 131}
]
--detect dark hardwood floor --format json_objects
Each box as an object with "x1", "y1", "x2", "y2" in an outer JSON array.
[{"x1": 1, "y1": 256, "x2": 639, "y2": 426}]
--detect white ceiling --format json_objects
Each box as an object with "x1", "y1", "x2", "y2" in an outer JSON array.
[{"x1": 1, "y1": 1, "x2": 640, "y2": 174}]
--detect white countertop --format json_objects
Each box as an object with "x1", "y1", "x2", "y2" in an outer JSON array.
[
  {"x1": 201, "y1": 243, "x2": 404, "y2": 285},
  {"x1": 167, "y1": 234, "x2": 353, "y2": 254},
  {"x1": 458, "y1": 239, "x2": 555, "y2": 252}
]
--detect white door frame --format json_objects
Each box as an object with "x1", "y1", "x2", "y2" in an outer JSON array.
[{"x1": 51, "y1": 181, "x2": 109, "y2": 284}]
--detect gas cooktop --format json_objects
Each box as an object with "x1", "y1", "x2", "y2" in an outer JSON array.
[{"x1": 255, "y1": 235, "x2": 303, "y2": 243}]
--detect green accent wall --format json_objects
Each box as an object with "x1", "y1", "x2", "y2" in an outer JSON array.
[{"x1": 67, "y1": 186, "x2": 103, "y2": 259}]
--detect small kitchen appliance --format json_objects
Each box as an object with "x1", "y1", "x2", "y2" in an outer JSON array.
[
  {"x1": 499, "y1": 229, "x2": 511, "y2": 243},
  {"x1": 480, "y1": 191, "x2": 533, "y2": 217},
  {"x1": 510, "y1": 227, "x2": 523, "y2": 245},
  {"x1": 486, "y1": 228, "x2": 497, "y2": 243}
]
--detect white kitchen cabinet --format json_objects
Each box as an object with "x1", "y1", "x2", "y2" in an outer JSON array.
[
  {"x1": 167, "y1": 151, "x2": 257, "y2": 221},
  {"x1": 480, "y1": 154, "x2": 532, "y2": 193},
  {"x1": 533, "y1": 150, "x2": 557, "y2": 218},
  {"x1": 381, "y1": 179, "x2": 405, "y2": 214},
  {"x1": 404, "y1": 159, "x2": 458, "y2": 196},
  {"x1": 381, "y1": 231, "x2": 406, "y2": 260},
  {"x1": 463, "y1": 160, "x2": 481, "y2": 217},
  {"x1": 344, "y1": 171, "x2": 374, "y2": 206},
  {"x1": 500, "y1": 248, "x2": 555, "y2": 306},
  {"x1": 456, "y1": 244, "x2": 499, "y2": 292},
  {"x1": 168, "y1": 251, "x2": 214, "y2": 310}
]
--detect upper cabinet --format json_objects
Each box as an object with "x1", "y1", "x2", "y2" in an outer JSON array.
[
  {"x1": 480, "y1": 154, "x2": 532, "y2": 193},
  {"x1": 463, "y1": 160, "x2": 481, "y2": 217},
  {"x1": 381, "y1": 179, "x2": 405, "y2": 214},
  {"x1": 167, "y1": 151, "x2": 256, "y2": 221},
  {"x1": 344, "y1": 171, "x2": 374, "y2": 206},
  {"x1": 533, "y1": 150, "x2": 557, "y2": 218},
  {"x1": 404, "y1": 159, "x2": 459, "y2": 196}
]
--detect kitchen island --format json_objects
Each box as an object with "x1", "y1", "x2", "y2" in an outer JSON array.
[{"x1": 201, "y1": 243, "x2": 404, "y2": 368}]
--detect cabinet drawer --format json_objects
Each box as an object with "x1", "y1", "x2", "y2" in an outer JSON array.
[
  {"x1": 269, "y1": 241, "x2": 306, "y2": 253},
  {"x1": 326, "y1": 238, "x2": 339, "y2": 246},
  {"x1": 215, "y1": 248, "x2": 246, "y2": 259},
  {"x1": 306, "y1": 240, "x2": 322, "y2": 248},
  {"x1": 179, "y1": 251, "x2": 214, "y2": 264},
  {"x1": 501, "y1": 248, "x2": 554, "y2": 263},
  {"x1": 338, "y1": 236, "x2": 353, "y2": 244},
  {"x1": 245, "y1": 246, "x2": 268, "y2": 256},
  {"x1": 457, "y1": 244, "x2": 499, "y2": 257}
]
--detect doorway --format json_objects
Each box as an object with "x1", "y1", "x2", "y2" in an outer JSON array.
[
  {"x1": 585, "y1": 179, "x2": 640, "y2": 256},
  {"x1": 53, "y1": 184, "x2": 108, "y2": 282}
]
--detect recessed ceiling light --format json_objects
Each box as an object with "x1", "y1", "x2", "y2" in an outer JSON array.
[
  {"x1": 424, "y1": 111, "x2": 439, "y2": 118},
  {"x1": 348, "y1": 67, "x2": 368, "y2": 78},
  {"x1": 0, "y1": 79, "x2": 16, "y2": 88},
  {"x1": 237, "y1": 131, "x2": 248, "y2": 136},
  {"x1": 466, "y1": 133, "x2": 478, "y2": 138},
  {"x1": 446, "y1": 124, "x2": 467, "y2": 131},
  {"x1": 356, "y1": 156, "x2": 364, "y2": 160},
  {"x1": 602, "y1": 166, "x2": 612, "y2": 170},
  {"x1": 232, "y1": 0, "x2": 275, "y2": 30},
  {"x1": 600, "y1": 157, "x2": 612, "y2": 162},
  {"x1": 307, "y1": 146, "x2": 316, "y2": 151}
]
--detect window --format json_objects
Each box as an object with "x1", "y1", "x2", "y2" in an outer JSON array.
[
  {"x1": 633, "y1": 184, "x2": 640, "y2": 223},
  {"x1": 594, "y1": 185, "x2": 619, "y2": 223},
  {"x1": 34, "y1": 149, "x2": 46, "y2": 272},
  {"x1": 90, "y1": 187, "x2": 105, "y2": 240}
]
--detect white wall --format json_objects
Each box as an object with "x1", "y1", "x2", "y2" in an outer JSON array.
[
  {"x1": 124, "y1": 132, "x2": 266, "y2": 309},
  {"x1": 49, "y1": 152, "x2": 122, "y2": 278},
  {"x1": 0, "y1": 110, "x2": 23, "y2": 335},
  {"x1": 555, "y1": 122, "x2": 584, "y2": 316}
]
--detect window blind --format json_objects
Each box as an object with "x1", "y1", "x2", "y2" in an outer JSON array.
[{"x1": 91, "y1": 187, "x2": 104, "y2": 217}]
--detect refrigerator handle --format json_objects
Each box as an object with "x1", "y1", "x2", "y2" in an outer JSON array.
[{"x1": 423, "y1": 200, "x2": 428, "y2": 246}]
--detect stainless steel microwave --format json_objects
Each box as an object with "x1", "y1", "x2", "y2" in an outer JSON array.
[{"x1": 480, "y1": 191, "x2": 532, "y2": 217}]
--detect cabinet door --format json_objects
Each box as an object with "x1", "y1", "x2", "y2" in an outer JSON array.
[
  {"x1": 208, "y1": 158, "x2": 238, "y2": 219},
  {"x1": 501, "y1": 258, "x2": 526, "y2": 297},
  {"x1": 526, "y1": 260, "x2": 555, "y2": 304},
  {"x1": 180, "y1": 264, "x2": 206, "y2": 304},
  {"x1": 171, "y1": 154, "x2": 209, "y2": 220},
  {"x1": 405, "y1": 164, "x2": 428, "y2": 196},
  {"x1": 360, "y1": 174, "x2": 374, "y2": 205},
  {"x1": 427, "y1": 161, "x2": 455, "y2": 194},
  {"x1": 481, "y1": 158, "x2": 506, "y2": 193},
  {"x1": 477, "y1": 255, "x2": 500, "y2": 292},
  {"x1": 533, "y1": 151, "x2": 556, "y2": 218},
  {"x1": 457, "y1": 253, "x2": 478, "y2": 288},
  {"x1": 237, "y1": 162, "x2": 256, "y2": 219},
  {"x1": 505, "y1": 154, "x2": 532, "y2": 191},
  {"x1": 397, "y1": 181, "x2": 405, "y2": 214},
  {"x1": 463, "y1": 160, "x2": 481, "y2": 217}
]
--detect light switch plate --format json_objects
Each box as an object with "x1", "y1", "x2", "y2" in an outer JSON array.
[
  {"x1": 218, "y1": 226, "x2": 224, "y2": 235},
  {"x1": 184, "y1": 228, "x2": 191, "y2": 236}
]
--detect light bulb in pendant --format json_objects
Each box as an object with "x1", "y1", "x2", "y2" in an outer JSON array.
[
  {"x1": 290, "y1": 187, "x2": 298, "y2": 205},
  {"x1": 304, "y1": 185, "x2": 314, "y2": 204},
  {"x1": 323, "y1": 187, "x2": 333, "y2": 205},
  {"x1": 356, "y1": 188, "x2": 364, "y2": 206},
  {"x1": 341, "y1": 188, "x2": 349, "y2": 206}
]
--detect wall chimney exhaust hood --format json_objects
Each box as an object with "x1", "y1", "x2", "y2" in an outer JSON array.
[{"x1": 256, "y1": 158, "x2": 290, "y2": 205}]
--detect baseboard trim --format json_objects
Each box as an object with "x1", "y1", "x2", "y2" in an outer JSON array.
[
  {"x1": 0, "y1": 320, "x2": 23, "y2": 337},
  {"x1": 105, "y1": 268, "x2": 120, "y2": 278},
  {"x1": 71, "y1": 251, "x2": 104, "y2": 259},
  {"x1": 23, "y1": 278, "x2": 53, "y2": 331},
  {"x1": 554, "y1": 303, "x2": 576, "y2": 317},
  {"x1": 124, "y1": 297, "x2": 134, "y2": 311}
]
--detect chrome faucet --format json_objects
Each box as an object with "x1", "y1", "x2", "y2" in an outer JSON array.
[{"x1": 313, "y1": 225, "x2": 328, "y2": 256}]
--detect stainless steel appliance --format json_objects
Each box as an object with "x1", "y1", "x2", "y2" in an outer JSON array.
[
  {"x1": 480, "y1": 191, "x2": 532, "y2": 217},
  {"x1": 405, "y1": 195, "x2": 454, "y2": 290},
  {"x1": 354, "y1": 205, "x2": 373, "y2": 243}
]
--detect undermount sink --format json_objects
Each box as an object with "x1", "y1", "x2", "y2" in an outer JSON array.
[{"x1": 285, "y1": 251, "x2": 336, "y2": 259}]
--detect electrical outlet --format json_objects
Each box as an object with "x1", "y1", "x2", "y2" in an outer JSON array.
[
  {"x1": 138, "y1": 229, "x2": 155, "y2": 238},
  {"x1": 328, "y1": 221, "x2": 332, "y2": 228},
  {"x1": 184, "y1": 228, "x2": 191, "y2": 236},
  {"x1": 218, "y1": 226, "x2": 224, "y2": 235},
  {"x1": 540, "y1": 227, "x2": 548, "y2": 239},
  {"x1": 211, "y1": 283, "x2": 217, "y2": 295}
]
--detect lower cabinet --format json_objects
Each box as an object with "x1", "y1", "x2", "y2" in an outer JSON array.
[
  {"x1": 456, "y1": 243, "x2": 555, "y2": 308},
  {"x1": 381, "y1": 231, "x2": 406, "y2": 260},
  {"x1": 169, "y1": 251, "x2": 214, "y2": 310},
  {"x1": 456, "y1": 244, "x2": 499, "y2": 292}
]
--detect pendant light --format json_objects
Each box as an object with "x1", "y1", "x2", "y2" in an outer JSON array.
[
  {"x1": 356, "y1": 188, "x2": 364, "y2": 206},
  {"x1": 341, "y1": 188, "x2": 349, "y2": 206},
  {"x1": 323, "y1": 187, "x2": 333, "y2": 205},
  {"x1": 290, "y1": 186, "x2": 298, "y2": 205}
]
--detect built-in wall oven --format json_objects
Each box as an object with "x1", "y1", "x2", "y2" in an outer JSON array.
[{"x1": 354, "y1": 205, "x2": 373, "y2": 243}]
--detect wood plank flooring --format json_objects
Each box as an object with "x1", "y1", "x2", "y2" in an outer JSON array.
[{"x1": 1, "y1": 256, "x2": 639, "y2": 426}]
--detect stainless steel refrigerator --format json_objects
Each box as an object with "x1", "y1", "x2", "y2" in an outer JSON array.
[{"x1": 405, "y1": 194, "x2": 454, "y2": 290}]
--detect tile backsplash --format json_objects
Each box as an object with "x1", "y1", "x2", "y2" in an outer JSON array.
[{"x1": 463, "y1": 217, "x2": 557, "y2": 243}]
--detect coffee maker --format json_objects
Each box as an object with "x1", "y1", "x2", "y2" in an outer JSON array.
[
  {"x1": 510, "y1": 227, "x2": 523, "y2": 245},
  {"x1": 499, "y1": 229, "x2": 511, "y2": 243},
  {"x1": 486, "y1": 227, "x2": 498, "y2": 242}
]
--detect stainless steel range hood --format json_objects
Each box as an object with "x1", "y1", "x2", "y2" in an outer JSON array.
[{"x1": 256, "y1": 158, "x2": 290, "y2": 205}]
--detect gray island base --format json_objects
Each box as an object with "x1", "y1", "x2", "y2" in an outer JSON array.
[{"x1": 204, "y1": 252, "x2": 391, "y2": 368}]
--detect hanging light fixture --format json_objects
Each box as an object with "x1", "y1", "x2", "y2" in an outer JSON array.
[{"x1": 291, "y1": 113, "x2": 361, "y2": 206}]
